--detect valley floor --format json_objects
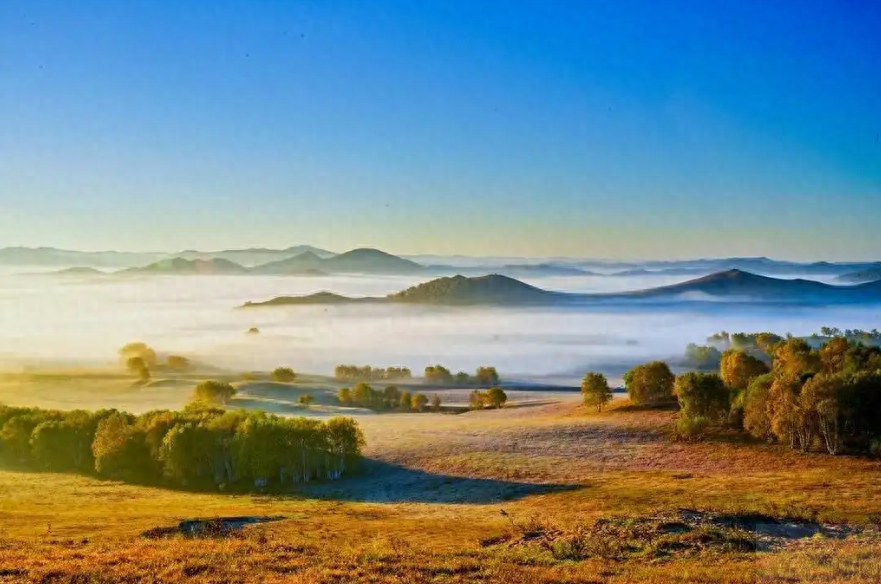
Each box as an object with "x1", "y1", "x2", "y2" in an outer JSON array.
[{"x1": 2, "y1": 401, "x2": 881, "y2": 583}]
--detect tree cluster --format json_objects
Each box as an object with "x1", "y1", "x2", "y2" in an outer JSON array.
[
  {"x1": 336, "y1": 383, "x2": 440, "y2": 413},
  {"x1": 0, "y1": 406, "x2": 364, "y2": 488},
  {"x1": 662, "y1": 334, "x2": 881, "y2": 453},
  {"x1": 424, "y1": 365, "x2": 500, "y2": 386},
  {"x1": 468, "y1": 387, "x2": 508, "y2": 410},
  {"x1": 623, "y1": 361, "x2": 676, "y2": 406},
  {"x1": 334, "y1": 365, "x2": 412, "y2": 382}
]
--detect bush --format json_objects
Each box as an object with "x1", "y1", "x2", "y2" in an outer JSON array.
[
  {"x1": 271, "y1": 367, "x2": 296, "y2": 383},
  {"x1": 675, "y1": 415, "x2": 710, "y2": 441}
]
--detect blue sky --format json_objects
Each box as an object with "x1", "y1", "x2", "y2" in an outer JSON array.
[{"x1": 1, "y1": 1, "x2": 879, "y2": 259}]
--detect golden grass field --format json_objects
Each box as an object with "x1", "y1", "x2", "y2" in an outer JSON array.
[{"x1": 2, "y1": 382, "x2": 881, "y2": 583}]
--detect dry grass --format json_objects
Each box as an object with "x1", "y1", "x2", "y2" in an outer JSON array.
[{"x1": 2, "y1": 398, "x2": 881, "y2": 582}]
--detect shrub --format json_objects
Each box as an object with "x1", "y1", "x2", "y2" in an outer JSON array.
[{"x1": 675, "y1": 415, "x2": 710, "y2": 441}]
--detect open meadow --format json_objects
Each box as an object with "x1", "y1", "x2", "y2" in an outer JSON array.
[{"x1": 2, "y1": 397, "x2": 881, "y2": 583}]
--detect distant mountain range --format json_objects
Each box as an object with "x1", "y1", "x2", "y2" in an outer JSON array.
[
  {"x1": 6, "y1": 245, "x2": 881, "y2": 280},
  {"x1": 241, "y1": 269, "x2": 881, "y2": 308},
  {"x1": 115, "y1": 248, "x2": 424, "y2": 277},
  {"x1": 0, "y1": 245, "x2": 335, "y2": 268}
]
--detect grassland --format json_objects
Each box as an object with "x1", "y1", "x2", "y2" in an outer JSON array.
[{"x1": 2, "y1": 395, "x2": 881, "y2": 582}]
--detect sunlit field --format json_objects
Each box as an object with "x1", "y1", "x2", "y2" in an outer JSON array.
[{"x1": 2, "y1": 400, "x2": 881, "y2": 583}]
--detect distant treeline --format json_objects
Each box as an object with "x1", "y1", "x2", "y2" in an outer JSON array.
[
  {"x1": 337, "y1": 383, "x2": 440, "y2": 412},
  {"x1": 593, "y1": 333, "x2": 881, "y2": 456},
  {"x1": 424, "y1": 365, "x2": 500, "y2": 385},
  {"x1": 334, "y1": 365, "x2": 412, "y2": 382},
  {"x1": 0, "y1": 406, "x2": 364, "y2": 489}
]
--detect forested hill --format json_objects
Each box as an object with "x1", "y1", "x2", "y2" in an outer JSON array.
[{"x1": 241, "y1": 270, "x2": 881, "y2": 308}]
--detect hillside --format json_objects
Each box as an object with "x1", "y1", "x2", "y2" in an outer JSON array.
[
  {"x1": 241, "y1": 291, "x2": 378, "y2": 307},
  {"x1": 614, "y1": 269, "x2": 874, "y2": 303},
  {"x1": 120, "y1": 257, "x2": 249, "y2": 275},
  {"x1": 388, "y1": 274, "x2": 561, "y2": 305},
  {"x1": 250, "y1": 251, "x2": 327, "y2": 274},
  {"x1": 835, "y1": 267, "x2": 881, "y2": 284},
  {"x1": 177, "y1": 244, "x2": 335, "y2": 266},
  {"x1": 322, "y1": 248, "x2": 424, "y2": 273}
]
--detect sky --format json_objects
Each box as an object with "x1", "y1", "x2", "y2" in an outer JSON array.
[{"x1": 1, "y1": 1, "x2": 879, "y2": 260}]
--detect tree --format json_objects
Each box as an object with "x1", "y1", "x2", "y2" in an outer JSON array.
[
  {"x1": 772, "y1": 339, "x2": 819, "y2": 381},
  {"x1": 352, "y1": 382, "x2": 374, "y2": 408},
  {"x1": 424, "y1": 365, "x2": 453, "y2": 384},
  {"x1": 675, "y1": 372, "x2": 729, "y2": 423},
  {"x1": 475, "y1": 366, "x2": 500, "y2": 386},
  {"x1": 485, "y1": 387, "x2": 508, "y2": 409},
  {"x1": 30, "y1": 421, "x2": 80, "y2": 470},
  {"x1": 337, "y1": 387, "x2": 352, "y2": 406},
  {"x1": 298, "y1": 394, "x2": 314, "y2": 409},
  {"x1": 684, "y1": 344, "x2": 722, "y2": 370},
  {"x1": 271, "y1": 367, "x2": 296, "y2": 383},
  {"x1": 92, "y1": 412, "x2": 148, "y2": 479},
  {"x1": 455, "y1": 371, "x2": 471, "y2": 384},
  {"x1": 581, "y1": 372, "x2": 612, "y2": 412},
  {"x1": 119, "y1": 342, "x2": 157, "y2": 366},
  {"x1": 800, "y1": 373, "x2": 846, "y2": 455},
  {"x1": 468, "y1": 390, "x2": 483, "y2": 410},
  {"x1": 411, "y1": 393, "x2": 428, "y2": 412},
  {"x1": 720, "y1": 350, "x2": 769, "y2": 390},
  {"x1": 624, "y1": 361, "x2": 675, "y2": 406},
  {"x1": 166, "y1": 355, "x2": 191, "y2": 370},
  {"x1": 399, "y1": 390, "x2": 412, "y2": 412},
  {"x1": 193, "y1": 381, "x2": 236, "y2": 406},
  {"x1": 126, "y1": 356, "x2": 151, "y2": 382},
  {"x1": 743, "y1": 374, "x2": 774, "y2": 441},
  {"x1": 383, "y1": 386, "x2": 401, "y2": 410},
  {"x1": 430, "y1": 394, "x2": 442, "y2": 412}
]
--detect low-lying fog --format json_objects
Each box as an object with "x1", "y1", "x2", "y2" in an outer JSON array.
[{"x1": 1, "y1": 269, "x2": 877, "y2": 385}]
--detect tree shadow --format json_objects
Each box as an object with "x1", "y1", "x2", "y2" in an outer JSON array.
[{"x1": 299, "y1": 459, "x2": 582, "y2": 504}]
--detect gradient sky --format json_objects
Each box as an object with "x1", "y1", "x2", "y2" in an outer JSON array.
[{"x1": 1, "y1": 1, "x2": 879, "y2": 260}]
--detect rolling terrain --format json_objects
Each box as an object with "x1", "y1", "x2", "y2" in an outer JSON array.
[{"x1": 241, "y1": 269, "x2": 881, "y2": 308}]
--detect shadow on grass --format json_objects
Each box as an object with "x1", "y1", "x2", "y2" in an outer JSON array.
[{"x1": 300, "y1": 459, "x2": 581, "y2": 504}]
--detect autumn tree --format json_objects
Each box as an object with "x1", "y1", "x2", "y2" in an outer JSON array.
[
  {"x1": 485, "y1": 387, "x2": 508, "y2": 409},
  {"x1": 431, "y1": 394, "x2": 442, "y2": 412},
  {"x1": 298, "y1": 394, "x2": 314, "y2": 409},
  {"x1": 411, "y1": 393, "x2": 428, "y2": 412},
  {"x1": 720, "y1": 350, "x2": 770, "y2": 390},
  {"x1": 581, "y1": 372, "x2": 612, "y2": 412}
]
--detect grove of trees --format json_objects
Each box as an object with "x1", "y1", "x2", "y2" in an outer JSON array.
[
  {"x1": 643, "y1": 331, "x2": 881, "y2": 455},
  {"x1": 271, "y1": 367, "x2": 297, "y2": 382},
  {"x1": 336, "y1": 383, "x2": 438, "y2": 413},
  {"x1": 0, "y1": 406, "x2": 364, "y2": 489}
]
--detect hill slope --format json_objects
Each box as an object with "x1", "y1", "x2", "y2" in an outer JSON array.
[
  {"x1": 388, "y1": 274, "x2": 560, "y2": 305},
  {"x1": 835, "y1": 267, "x2": 881, "y2": 284},
  {"x1": 120, "y1": 258, "x2": 249, "y2": 275}
]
